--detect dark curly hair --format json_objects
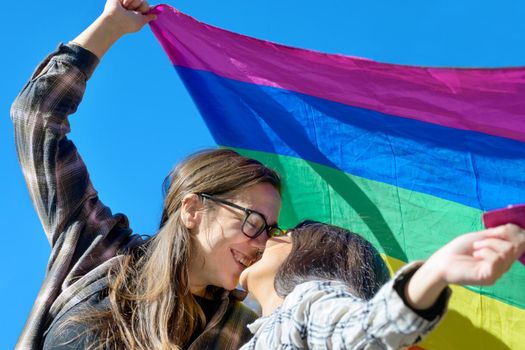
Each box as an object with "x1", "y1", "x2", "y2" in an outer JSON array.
[{"x1": 274, "y1": 221, "x2": 390, "y2": 300}]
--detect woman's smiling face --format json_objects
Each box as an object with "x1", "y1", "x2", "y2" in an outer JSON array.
[{"x1": 190, "y1": 182, "x2": 282, "y2": 292}]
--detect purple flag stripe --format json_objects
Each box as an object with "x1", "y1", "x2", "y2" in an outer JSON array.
[{"x1": 150, "y1": 4, "x2": 525, "y2": 143}]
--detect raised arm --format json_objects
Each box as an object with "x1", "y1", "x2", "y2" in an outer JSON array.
[
  {"x1": 301, "y1": 265, "x2": 448, "y2": 349},
  {"x1": 72, "y1": 0, "x2": 156, "y2": 59},
  {"x1": 10, "y1": 0, "x2": 154, "y2": 246},
  {"x1": 302, "y1": 224, "x2": 525, "y2": 349}
]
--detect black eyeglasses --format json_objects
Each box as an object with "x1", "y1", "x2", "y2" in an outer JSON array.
[{"x1": 198, "y1": 193, "x2": 285, "y2": 239}]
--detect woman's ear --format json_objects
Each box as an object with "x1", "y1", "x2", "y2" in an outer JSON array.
[{"x1": 181, "y1": 194, "x2": 203, "y2": 230}]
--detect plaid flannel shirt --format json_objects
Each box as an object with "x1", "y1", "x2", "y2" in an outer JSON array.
[
  {"x1": 241, "y1": 262, "x2": 451, "y2": 350},
  {"x1": 11, "y1": 43, "x2": 257, "y2": 350}
]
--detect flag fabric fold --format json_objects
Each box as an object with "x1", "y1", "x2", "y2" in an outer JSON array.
[{"x1": 150, "y1": 4, "x2": 525, "y2": 349}]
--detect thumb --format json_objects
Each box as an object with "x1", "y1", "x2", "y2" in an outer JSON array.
[{"x1": 143, "y1": 13, "x2": 157, "y2": 24}]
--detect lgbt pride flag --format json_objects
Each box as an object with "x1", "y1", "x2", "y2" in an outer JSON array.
[{"x1": 150, "y1": 4, "x2": 525, "y2": 349}]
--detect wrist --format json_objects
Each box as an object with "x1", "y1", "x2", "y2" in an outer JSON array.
[{"x1": 405, "y1": 262, "x2": 448, "y2": 310}]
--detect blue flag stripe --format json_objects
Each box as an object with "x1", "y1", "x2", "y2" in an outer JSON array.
[{"x1": 176, "y1": 66, "x2": 525, "y2": 211}]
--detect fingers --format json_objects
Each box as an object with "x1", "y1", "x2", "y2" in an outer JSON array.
[
  {"x1": 472, "y1": 237, "x2": 517, "y2": 285},
  {"x1": 473, "y1": 238, "x2": 514, "y2": 257},
  {"x1": 480, "y1": 224, "x2": 525, "y2": 257},
  {"x1": 484, "y1": 223, "x2": 524, "y2": 239},
  {"x1": 121, "y1": 0, "x2": 140, "y2": 9},
  {"x1": 429, "y1": 225, "x2": 525, "y2": 287},
  {"x1": 121, "y1": 0, "x2": 151, "y2": 14},
  {"x1": 143, "y1": 13, "x2": 158, "y2": 23},
  {"x1": 472, "y1": 244, "x2": 512, "y2": 269},
  {"x1": 472, "y1": 247, "x2": 513, "y2": 284},
  {"x1": 137, "y1": 1, "x2": 151, "y2": 15}
]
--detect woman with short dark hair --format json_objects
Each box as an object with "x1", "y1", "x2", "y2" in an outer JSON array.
[
  {"x1": 273, "y1": 221, "x2": 390, "y2": 301},
  {"x1": 239, "y1": 221, "x2": 525, "y2": 349}
]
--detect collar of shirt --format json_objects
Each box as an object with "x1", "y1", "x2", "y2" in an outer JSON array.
[{"x1": 246, "y1": 279, "x2": 350, "y2": 334}]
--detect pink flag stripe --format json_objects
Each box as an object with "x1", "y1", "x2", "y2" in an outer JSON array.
[{"x1": 150, "y1": 4, "x2": 525, "y2": 143}]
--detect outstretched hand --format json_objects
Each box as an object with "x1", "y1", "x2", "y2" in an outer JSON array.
[
  {"x1": 71, "y1": 0, "x2": 157, "y2": 59},
  {"x1": 102, "y1": 0, "x2": 157, "y2": 34},
  {"x1": 428, "y1": 223, "x2": 525, "y2": 286},
  {"x1": 406, "y1": 224, "x2": 525, "y2": 310}
]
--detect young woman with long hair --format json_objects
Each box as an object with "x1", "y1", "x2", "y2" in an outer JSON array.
[
  {"x1": 11, "y1": 1, "x2": 283, "y2": 349},
  {"x1": 239, "y1": 221, "x2": 525, "y2": 349}
]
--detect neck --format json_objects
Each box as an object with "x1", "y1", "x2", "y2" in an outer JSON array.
[
  {"x1": 190, "y1": 282, "x2": 207, "y2": 297},
  {"x1": 188, "y1": 255, "x2": 208, "y2": 297},
  {"x1": 251, "y1": 279, "x2": 284, "y2": 316}
]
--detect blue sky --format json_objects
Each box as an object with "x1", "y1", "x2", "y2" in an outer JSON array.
[{"x1": 2, "y1": 1, "x2": 525, "y2": 347}]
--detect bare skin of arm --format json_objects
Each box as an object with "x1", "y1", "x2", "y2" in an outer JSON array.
[{"x1": 71, "y1": 0, "x2": 156, "y2": 59}]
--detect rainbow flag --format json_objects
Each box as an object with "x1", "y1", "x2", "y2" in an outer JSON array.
[{"x1": 150, "y1": 4, "x2": 525, "y2": 349}]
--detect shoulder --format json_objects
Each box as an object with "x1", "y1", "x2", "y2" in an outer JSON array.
[
  {"x1": 224, "y1": 288, "x2": 259, "y2": 321},
  {"x1": 43, "y1": 324, "x2": 93, "y2": 350},
  {"x1": 282, "y1": 280, "x2": 359, "y2": 310},
  {"x1": 43, "y1": 291, "x2": 109, "y2": 350},
  {"x1": 244, "y1": 281, "x2": 357, "y2": 349},
  {"x1": 209, "y1": 298, "x2": 258, "y2": 349}
]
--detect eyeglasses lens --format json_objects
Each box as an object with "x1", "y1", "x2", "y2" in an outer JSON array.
[{"x1": 242, "y1": 212, "x2": 265, "y2": 237}]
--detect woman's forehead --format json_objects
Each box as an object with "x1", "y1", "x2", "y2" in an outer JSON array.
[{"x1": 234, "y1": 184, "x2": 281, "y2": 221}]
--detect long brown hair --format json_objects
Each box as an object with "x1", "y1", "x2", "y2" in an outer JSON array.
[
  {"x1": 72, "y1": 149, "x2": 281, "y2": 349},
  {"x1": 274, "y1": 221, "x2": 389, "y2": 300}
]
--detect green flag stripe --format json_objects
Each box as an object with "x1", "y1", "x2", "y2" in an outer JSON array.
[{"x1": 232, "y1": 147, "x2": 525, "y2": 310}]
